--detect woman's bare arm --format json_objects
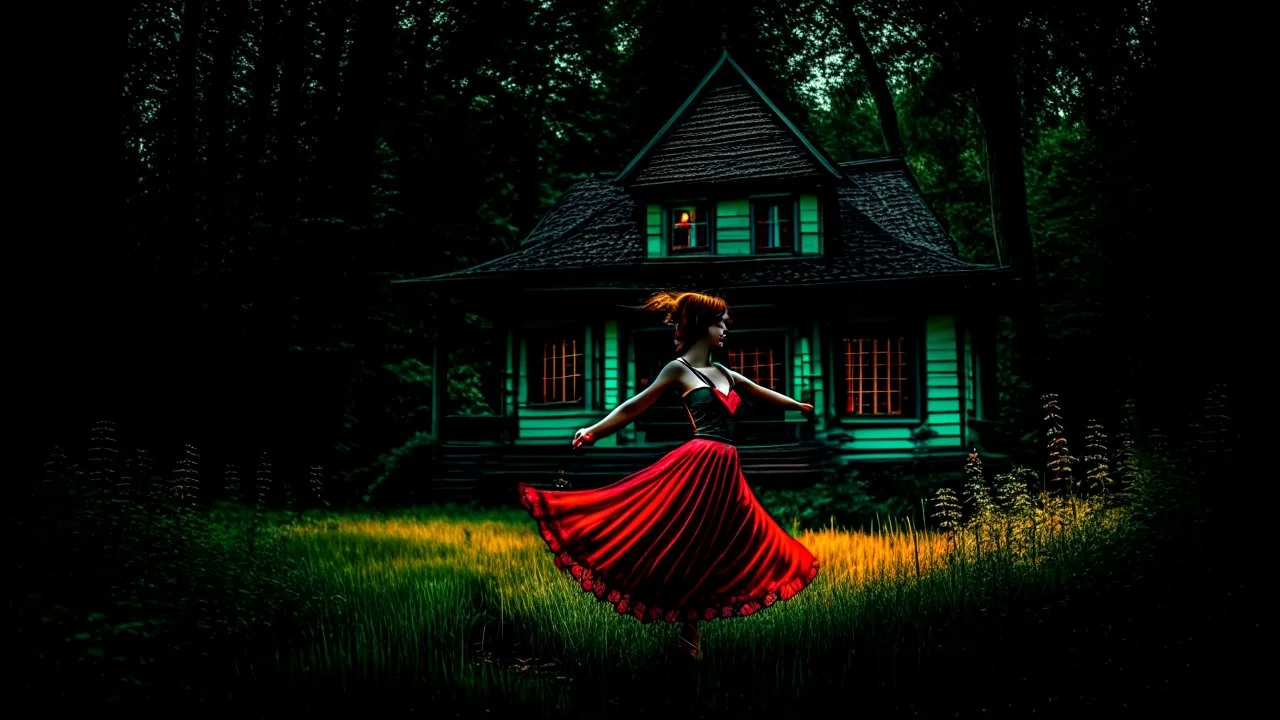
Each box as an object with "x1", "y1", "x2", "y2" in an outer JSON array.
[
  {"x1": 575, "y1": 360, "x2": 687, "y2": 446},
  {"x1": 721, "y1": 366, "x2": 813, "y2": 412}
]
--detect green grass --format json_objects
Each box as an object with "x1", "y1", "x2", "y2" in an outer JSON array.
[
  {"x1": 21, "y1": 475, "x2": 1163, "y2": 716},
  {"x1": 21, "y1": 394, "x2": 1247, "y2": 714}
]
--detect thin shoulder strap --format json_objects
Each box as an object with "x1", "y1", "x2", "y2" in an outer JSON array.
[
  {"x1": 677, "y1": 357, "x2": 716, "y2": 388},
  {"x1": 711, "y1": 362, "x2": 736, "y2": 387}
]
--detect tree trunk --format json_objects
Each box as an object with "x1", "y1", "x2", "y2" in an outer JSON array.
[
  {"x1": 971, "y1": 8, "x2": 1044, "y2": 391},
  {"x1": 173, "y1": 0, "x2": 206, "y2": 271},
  {"x1": 245, "y1": 0, "x2": 280, "y2": 225},
  {"x1": 840, "y1": 6, "x2": 906, "y2": 156},
  {"x1": 205, "y1": 0, "x2": 247, "y2": 277},
  {"x1": 337, "y1": 0, "x2": 396, "y2": 228},
  {"x1": 271, "y1": 0, "x2": 306, "y2": 226}
]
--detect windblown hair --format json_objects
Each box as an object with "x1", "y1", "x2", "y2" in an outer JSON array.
[{"x1": 641, "y1": 290, "x2": 731, "y2": 354}]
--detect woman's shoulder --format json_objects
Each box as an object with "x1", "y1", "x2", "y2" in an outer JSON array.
[{"x1": 659, "y1": 358, "x2": 692, "y2": 376}]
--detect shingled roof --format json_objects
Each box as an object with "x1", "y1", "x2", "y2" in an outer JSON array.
[
  {"x1": 400, "y1": 156, "x2": 1004, "y2": 289},
  {"x1": 613, "y1": 52, "x2": 846, "y2": 189},
  {"x1": 397, "y1": 52, "x2": 1010, "y2": 292}
]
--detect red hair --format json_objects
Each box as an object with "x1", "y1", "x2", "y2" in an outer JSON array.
[{"x1": 641, "y1": 290, "x2": 731, "y2": 353}]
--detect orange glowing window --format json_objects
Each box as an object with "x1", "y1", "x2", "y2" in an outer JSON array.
[
  {"x1": 669, "y1": 205, "x2": 709, "y2": 252},
  {"x1": 538, "y1": 336, "x2": 583, "y2": 404},
  {"x1": 728, "y1": 346, "x2": 783, "y2": 391},
  {"x1": 840, "y1": 336, "x2": 909, "y2": 415}
]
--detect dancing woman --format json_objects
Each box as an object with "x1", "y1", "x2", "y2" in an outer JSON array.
[{"x1": 516, "y1": 290, "x2": 821, "y2": 661}]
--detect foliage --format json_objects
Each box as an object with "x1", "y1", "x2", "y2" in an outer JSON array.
[
  {"x1": 751, "y1": 472, "x2": 890, "y2": 533},
  {"x1": 76, "y1": 0, "x2": 1183, "y2": 487},
  {"x1": 18, "y1": 387, "x2": 1235, "y2": 713},
  {"x1": 751, "y1": 460, "x2": 958, "y2": 533},
  {"x1": 361, "y1": 430, "x2": 440, "y2": 507}
]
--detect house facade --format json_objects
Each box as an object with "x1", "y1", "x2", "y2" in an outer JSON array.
[{"x1": 397, "y1": 52, "x2": 1021, "y2": 491}]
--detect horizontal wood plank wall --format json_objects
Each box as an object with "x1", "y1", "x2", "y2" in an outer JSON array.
[
  {"x1": 622, "y1": 327, "x2": 637, "y2": 444},
  {"x1": 646, "y1": 204, "x2": 663, "y2": 257},
  {"x1": 799, "y1": 193, "x2": 821, "y2": 254},
  {"x1": 716, "y1": 199, "x2": 751, "y2": 255},
  {"x1": 923, "y1": 314, "x2": 963, "y2": 450},
  {"x1": 596, "y1": 321, "x2": 620, "y2": 447},
  {"x1": 790, "y1": 328, "x2": 811, "y2": 423},
  {"x1": 810, "y1": 322, "x2": 825, "y2": 431},
  {"x1": 964, "y1": 326, "x2": 978, "y2": 446},
  {"x1": 505, "y1": 329, "x2": 516, "y2": 417}
]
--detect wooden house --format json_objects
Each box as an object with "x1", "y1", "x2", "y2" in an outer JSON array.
[{"x1": 396, "y1": 52, "x2": 1021, "y2": 495}]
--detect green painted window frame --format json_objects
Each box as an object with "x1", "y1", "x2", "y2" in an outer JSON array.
[
  {"x1": 827, "y1": 320, "x2": 923, "y2": 424},
  {"x1": 664, "y1": 201, "x2": 714, "y2": 255},
  {"x1": 749, "y1": 194, "x2": 799, "y2": 255},
  {"x1": 524, "y1": 326, "x2": 588, "y2": 409}
]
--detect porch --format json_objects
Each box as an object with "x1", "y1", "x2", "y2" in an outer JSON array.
[{"x1": 425, "y1": 439, "x2": 833, "y2": 504}]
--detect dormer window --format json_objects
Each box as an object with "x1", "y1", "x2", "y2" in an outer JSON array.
[
  {"x1": 668, "y1": 205, "x2": 710, "y2": 253},
  {"x1": 752, "y1": 197, "x2": 795, "y2": 253}
]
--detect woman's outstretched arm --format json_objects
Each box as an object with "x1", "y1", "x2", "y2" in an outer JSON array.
[
  {"x1": 720, "y1": 366, "x2": 813, "y2": 413},
  {"x1": 573, "y1": 360, "x2": 685, "y2": 447}
]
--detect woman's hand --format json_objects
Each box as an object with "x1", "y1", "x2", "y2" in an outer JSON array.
[
  {"x1": 797, "y1": 402, "x2": 814, "y2": 413},
  {"x1": 572, "y1": 428, "x2": 596, "y2": 449}
]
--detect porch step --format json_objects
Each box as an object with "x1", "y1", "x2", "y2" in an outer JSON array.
[{"x1": 429, "y1": 442, "x2": 832, "y2": 501}]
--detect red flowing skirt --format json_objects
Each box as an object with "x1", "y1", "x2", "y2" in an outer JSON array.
[{"x1": 516, "y1": 438, "x2": 821, "y2": 625}]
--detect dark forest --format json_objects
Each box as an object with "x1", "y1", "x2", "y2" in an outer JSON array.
[{"x1": 16, "y1": 0, "x2": 1260, "y2": 715}]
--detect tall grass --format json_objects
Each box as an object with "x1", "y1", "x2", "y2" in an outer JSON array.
[{"x1": 18, "y1": 385, "x2": 1238, "y2": 714}]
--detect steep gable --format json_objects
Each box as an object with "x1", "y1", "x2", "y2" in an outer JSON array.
[{"x1": 613, "y1": 52, "x2": 845, "y2": 189}]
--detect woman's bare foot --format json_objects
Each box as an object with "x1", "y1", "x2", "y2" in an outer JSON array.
[{"x1": 677, "y1": 622, "x2": 702, "y2": 661}]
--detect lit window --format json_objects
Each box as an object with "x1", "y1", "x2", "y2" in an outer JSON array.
[
  {"x1": 535, "y1": 335, "x2": 583, "y2": 404},
  {"x1": 728, "y1": 344, "x2": 784, "y2": 391},
  {"x1": 669, "y1": 205, "x2": 709, "y2": 252},
  {"x1": 839, "y1": 336, "x2": 911, "y2": 416}
]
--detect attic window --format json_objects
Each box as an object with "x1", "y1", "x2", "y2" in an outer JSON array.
[
  {"x1": 752, "y1": 198, "x2": 794, "y2": 253},
  {"x1": 668, "y1": 205, "x2": 709, "y2": 253}
]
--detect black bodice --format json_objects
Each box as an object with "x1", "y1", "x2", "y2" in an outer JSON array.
[{"x1": 678, "y1": 360, "x2": 737, "y2": 443}]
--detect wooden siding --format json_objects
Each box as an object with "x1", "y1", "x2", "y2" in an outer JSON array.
[
  {"x1": 646, "y1": 204, "x2": 663, "y2": 258},
  {"x1": 799, "y1": 193, "x2": 821, "y2": 254},
  {"x1": 504, "y1": 329, "x2": 516, "y2": 417},
  {"x1": 596, "y1": 321, "x2": 621, "y2": 447},
  {"x1": 923, "y1": 314, "x2": 963, "y2": 450},
  {"x1": 963, "y1": 326, "x2": 975, "y2": 446},
  {"x1": 716, "y1": 199, "x2": 751, "y2": 255},
  {"x1": 790, "y1": 328, "x2": 812, "y2": 423},
  {"x1": 621, "y1": 325, "x2": 638, "y2": 443},
  {"x1": 810, "y1": 322, "x2": 826, "y2": 432}
]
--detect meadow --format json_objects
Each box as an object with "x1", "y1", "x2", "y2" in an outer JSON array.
[{"x1": 18, "y1": 403, "x2": 1242, "y2": 717}]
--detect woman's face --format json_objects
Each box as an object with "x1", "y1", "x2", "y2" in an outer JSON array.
[{"x1": 709, "y1": 310, "x2": 730, "y2": 348}]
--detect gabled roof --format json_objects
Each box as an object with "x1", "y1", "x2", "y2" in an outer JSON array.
[
  {"x1": 613, "y1": 51, "x2": 846, "y2": 188},
  {"x1": 397, "y1": 156, "x2": 1008, "y2": 290}
]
